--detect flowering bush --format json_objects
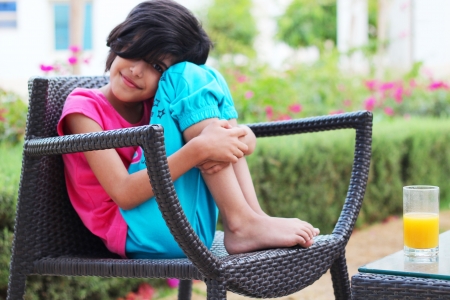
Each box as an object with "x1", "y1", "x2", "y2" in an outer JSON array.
[
  {"x1": 218, "y1": 50, "x2": 450, "y2": 123},
  {"x1": 0, "y1": 89, "x2": 27, "y2": 144}
]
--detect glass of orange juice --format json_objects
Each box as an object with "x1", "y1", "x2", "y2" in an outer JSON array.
[{"x1": 403, "y1": 185, "x2": 439, "y2": 260}]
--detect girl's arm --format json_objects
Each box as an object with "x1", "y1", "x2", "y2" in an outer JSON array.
[{"x1": 63, "y1": 113, "x2": 248, "y2": 210}]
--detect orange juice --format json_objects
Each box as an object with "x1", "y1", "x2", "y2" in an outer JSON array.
[{"x1": 403, "y1": 212, "x2": 439, "y2": 249}]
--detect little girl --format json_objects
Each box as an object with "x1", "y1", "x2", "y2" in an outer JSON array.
[{"x1": 57, "y1": 0, "x2": 319, "y2": 259}]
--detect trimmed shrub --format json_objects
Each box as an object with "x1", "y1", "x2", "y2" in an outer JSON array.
[{"x1": 247, "y1": 118, "x2": 450, "y2": 234}]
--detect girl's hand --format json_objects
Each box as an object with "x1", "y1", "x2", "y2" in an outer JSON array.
[
  {"x1": 237, "y1": 124, "x2": 256, "y2": 155},
  {"x1": 187, "y1": 119, "x2": 248, "y2": 164}
]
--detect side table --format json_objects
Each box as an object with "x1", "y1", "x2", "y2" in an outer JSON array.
[{"x1": 351, "y1": 231, "x2": 450, "y2": 299}]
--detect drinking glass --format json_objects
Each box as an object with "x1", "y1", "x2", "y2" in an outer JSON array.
[{"x1": 403, "y1": 185, "x2": 439, "y2": 260}]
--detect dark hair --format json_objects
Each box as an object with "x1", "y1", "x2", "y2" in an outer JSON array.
[{"x1": 105, "y1": 0, "x2": 212, "y2": 71}]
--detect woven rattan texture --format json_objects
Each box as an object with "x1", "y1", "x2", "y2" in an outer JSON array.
[
  {"x1": 352, "y1": 273, "x2": 450, "y2": 299},
  {"x1": 8, "y1": 76, "x2": 373, "y2": 300}
]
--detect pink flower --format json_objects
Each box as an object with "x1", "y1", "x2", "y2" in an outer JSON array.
[
  {"x1": 398, "y1": 30, "x2": 408, "y2": 39},
  {"x1": 329, "y1": 109, "x2": 344, "y2": 115},
  {"x1": 384, "y1": 107, "x2": 394, "y2": 116},
  {"x1": 40, "y1": 64, "x2": 54, "y2": 72},
  {"x1": 125, "y1": 292, "x2": 137, "y2": 300},
  {"x1": 343, "y1": 99, "x2": 352, "y2": 107},
  {"x1": 277, "y1": 115, "x2": 292, "y2": 121},
  {"x1": 244, "y1": 91, "x2": 254, "y2": 99},
  {"x1": 0, "y1": 108, "x2": 6, "y2": 122},
  {"x1": 394, "y1": 86, "x2": 403, "y2": 103},
  {"x1": 69, "y1": 45, "x2": 81, "y2": 53},
  {"x1": 428, "y1": 81, "x2": 450, "y2": 91},
  {"x1": 265, "y1": 106, "x2": 273, "y2": 119},
  {"x1": 68, "y1": 56, "x2": 78, "y2": 65},
  {"x1": 365, "y1": 80, "x2": 378, "y2": 91},
  {"x1": 380, "y1": 82, "x2": 395, "y2": 91},
  {"x1": 137, "y1": 283, "x2": 155, "y2": 300},
  {"x1": 422, "y1": 67, "x2": 433, "y2": 79},
  {"x1": 53, "y1": 64, "x2": 61, "y2": 72},
  {"x1": 409, "y1": 79, "x2": 417, "y2": 88},
  {"x1": 166, "y1": 278, "x2": 180, "y2": 289},
  {"x1": 237, "y1": 75, "x2": 248, "y2": 83},
  {"x1": 364, "y1": 97, "x2": 376, "y2": 111},
  {"x1": 288, "y1": 104, "x2": 302, "y2": 113}
]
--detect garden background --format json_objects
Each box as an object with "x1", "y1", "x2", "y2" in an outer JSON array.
[{"x1": 1, "y1": 0, "x2": 450, "y2": 299}]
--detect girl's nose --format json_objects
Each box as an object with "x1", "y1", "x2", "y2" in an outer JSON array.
[{"x1": 130, "y1": 61, "x2": 144, "y2": 77}]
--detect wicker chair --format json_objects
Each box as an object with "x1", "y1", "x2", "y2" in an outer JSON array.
[{"x1": 7, "y1": 76, "x2": 373, "y2": 300}]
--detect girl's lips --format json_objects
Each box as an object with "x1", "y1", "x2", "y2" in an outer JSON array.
[{"x1": 121, "y1": 74, "x2": 140, "y2": 89}]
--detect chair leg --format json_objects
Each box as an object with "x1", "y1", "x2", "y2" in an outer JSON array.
[
  {"x1": 205, "y1": 278, "x2": 227, "y2": 300},
  {"x1": 7, "y1": 270, "x2": 27, "y2": 300},
  {"x1": 177, "y1": 280, "x2": 192, "y2": 300},
  {"x1": 330, "y1": 253, "x2": 352, "y2": 300}
]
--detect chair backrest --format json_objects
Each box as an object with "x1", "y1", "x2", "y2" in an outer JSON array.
[{"x1": 13, "y1": 76, "x2": 119, "y2": 268}]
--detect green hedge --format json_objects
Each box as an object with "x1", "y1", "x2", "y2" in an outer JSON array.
[
  {"x1": 247, "y1": 118, "x2": 450, "y2": 234},
  {"x1": 2, "y1": 118, "x2": 450, "y2": 298}
]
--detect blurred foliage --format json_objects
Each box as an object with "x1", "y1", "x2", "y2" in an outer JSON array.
[
  {"x1": 276, "y1": 0, "x2": 337, "y2": 48},
  {"x1": 203, "y1": 0, "x2": 257, "y2": 57},
  {"x1": 368, "y1": 0, "x2": 378, "y2": 39},
  {"x1": 217, "y1": 47, "x2": 450, "y2": 124},
  {"x1": 0, "y1": 90, "x2": 28, "y2": 145},
  {"x1": 277, "y1": 0, "x2": 378, "y2": 51}
]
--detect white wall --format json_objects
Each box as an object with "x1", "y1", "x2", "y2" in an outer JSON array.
[
  {"x1": 413, "y1": 0, "x2": 450, "y2": 78},
  {"x1": 386, "y1": 0, "x2": 413, "y2": 72},
  {"x1": 337, "y1": 0, "x2": 369, "y2": 74},
  {"x1": 0, "y1": 0, "x2": 51, "y2": 97},
  {"x1": 387, "y1": 0, "x2": 450, "y2": 77}
]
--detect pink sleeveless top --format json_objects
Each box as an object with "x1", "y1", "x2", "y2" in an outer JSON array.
[{"x1": 57, "y1": 88, "x2": 151, "y2": 258}]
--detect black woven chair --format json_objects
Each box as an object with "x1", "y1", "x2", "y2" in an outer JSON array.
[{"x1": 8, "y1": 76, "x2": 373, "y2": 300}]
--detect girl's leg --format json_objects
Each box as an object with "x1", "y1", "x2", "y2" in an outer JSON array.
[
  {"x1": 202, "y1": 163, "x2": 318, "y2": 254},
  {"x1": 185, "y1": 119, "x2": 319, "y2": 255}
]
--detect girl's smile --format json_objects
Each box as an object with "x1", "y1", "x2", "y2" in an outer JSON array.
[{"x1": 121, "y1": 73, "x2": 142, "y2": 89}]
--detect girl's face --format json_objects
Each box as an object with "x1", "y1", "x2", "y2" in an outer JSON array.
[{"x1": 107, "y1": 55, "x2": 172, "y2": 104}]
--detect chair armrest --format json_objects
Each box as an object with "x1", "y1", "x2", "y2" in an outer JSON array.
[
  {"x1": 24, "y1": 125, "x2": 222, "y2": 279},
  {"x1": 24, "y1": 125, "x2": 157, "y2": 156},
  {"x1": 247, "y1": 111, "x2": 373, "y2": 243},
  {"x1": 247, "y1": 110, "x2": 371, "y2": 137}
]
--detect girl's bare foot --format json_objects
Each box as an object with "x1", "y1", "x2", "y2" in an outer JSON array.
[{"x1": 223, "y1": 214, "x2": 320, "y2": 255}]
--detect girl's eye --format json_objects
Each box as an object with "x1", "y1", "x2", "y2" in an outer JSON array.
[{"x1": 152, "y1": 64, "x2": 163, "y2": 73}]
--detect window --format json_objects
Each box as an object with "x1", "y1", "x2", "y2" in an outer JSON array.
[
  {"x1": 54, "y1": 2, "x2": 92, "y2": 50},
  {"x1": 0, "y1": 1, "x2": 17, "y2": 28}
]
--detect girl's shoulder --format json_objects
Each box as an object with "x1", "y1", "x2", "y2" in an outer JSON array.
[
  {"x1": 163, "y1": 62, "x2": 222, "y2": 84},
  {"x1": 66, "y1": 87, "x2": 108, "y2": 107},
  {"x1": 68, "y1": 87, "x2": 105, "y2": 100}
]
